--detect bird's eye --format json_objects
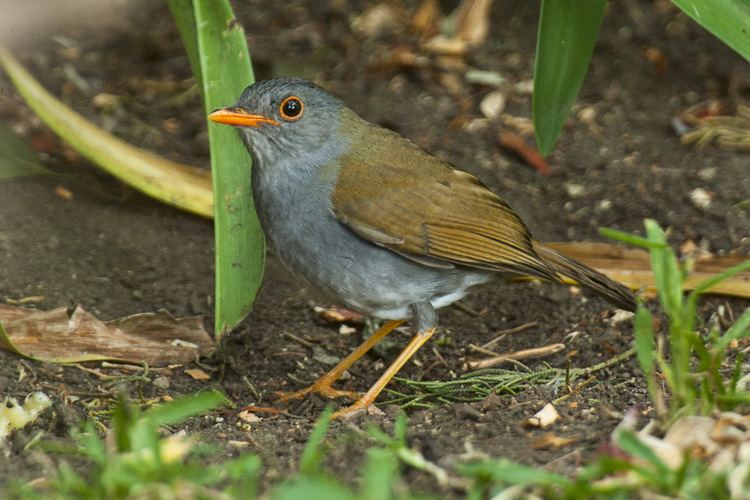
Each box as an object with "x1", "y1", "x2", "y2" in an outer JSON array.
[{"x1": 279, "y1": 96, "x2": 304, "y2": 121}]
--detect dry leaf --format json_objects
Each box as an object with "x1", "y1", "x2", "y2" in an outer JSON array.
[
  {"x1": 352, "y1": 4, "x2": 403, "y2": 38},
  {"x1": 498, "y1": 131, "x2": 551, "y2": 176},
  {"x1": 421, "y1": 35, "x2": 468, "y2": 56},
  {"x1": 531, "y1": 432, "x2": 576, "y2": 450},
  {"x1": 412, "y1": 0, "x2": 442, "y2": 40},
  {"x1": 453, "y1": 0, "x2": 494, "y2": 46},
  {"x1": 313, "y1": 306, "x2": 365, "y2": 324},
  {"x1": 237, "y1": 410, "x2": 262, "y2": 423},
  {"x1": 0, "y1": 304, "x2": 213, "y2": 366},
  {"x1": 185, "y1": 368, "x2": 210, "y2": 381},
  {"x1": 544, "y1": 242, "x2": 750, "y2": 299}
]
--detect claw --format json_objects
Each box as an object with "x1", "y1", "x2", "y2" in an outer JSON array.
[{"x1": 275, "y1": 384, "x2": 359, "y2": 403}]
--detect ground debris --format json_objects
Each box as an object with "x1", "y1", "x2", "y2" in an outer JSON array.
[{"x1": 0, "y1": 304, "x2": 213, "y2": 365}]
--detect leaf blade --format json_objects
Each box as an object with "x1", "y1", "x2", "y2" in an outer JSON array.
[
  {"x1": 533, "y1": 0, "x2": 606, "y2": 155},
  {"x1": 194, "y1": 1, "x2": 265, "y2": 338}
]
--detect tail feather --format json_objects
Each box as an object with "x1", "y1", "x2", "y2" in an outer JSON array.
[{"x1": 533, "y1": 242, "x2": 637, "y2": 312}]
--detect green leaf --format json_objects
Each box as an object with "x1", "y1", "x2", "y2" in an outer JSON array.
[
  {"x1": 634, "y1": 306, "x2": 655, "y2": 375},
  {"x1": 141, "y1": 389, "x2": 227, "y2": 428},
  {"x1": 600, "y1": 227, "x2": 667, "y2": 249},
  {"x1": 716, "y1": 307, "x2": 750, "y2": 351},
  {"x1": 533, "y1": 0, "x2": 607, "y2": 155},
  {"x1": 644, "y1": 219, "x2": 683, "y2": 317},
  {"x1": 690, "y1": 259, "x2": 750, "y2": 297},
  {"x1": 459, "y1": 459, "x2": 570, "y2": 487},
  {"x1": 166, "y1": 0, "x2": 203, "y2": 95},
  {"x1": 360, "y1": 448, "x2": 398, "y2": 500},
  {"x1": 299, "y1": 407, "x2": 333, "y2": 475},
  {"x1": 273, "y1": 477, "x2": 353, "y2": 500},
  {"x1": 671, "y1": 0, "x2": 750, "y2": 63},
  {"x1": 0, "y1": 122, "x2": 52, "y2": 178},
  {"x1": 193, "y1": 0, "x2": 265, "y2": 338},
  {"x1": 614, "y1": 429, "x2": 672, "y2": 485}
]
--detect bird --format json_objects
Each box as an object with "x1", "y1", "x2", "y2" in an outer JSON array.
[{"x1": 208, "y1": 77, "x2": 636, "y2": 417}]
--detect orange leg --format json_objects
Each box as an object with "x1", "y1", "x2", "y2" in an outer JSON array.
[
  {"x1": 333, "y1": 327, "x2": 436, "y2": 418},
  {"x1": 276, "y1": 319, "x2": 405, "y2": 402}
]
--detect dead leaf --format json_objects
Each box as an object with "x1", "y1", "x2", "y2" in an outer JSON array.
[
  {"x1": 453, "y1": 0, "x2": 494, "y2": 46},
  {"x1": 313, "y1": 305, "x2": 365, "y2": 324},
  {"x1": 544, "y1": 242, "x2": 750, "y2": 299},
  {"x1": 352, "y1": 4, "x2": 403, "y2": 38},
  {"x1": 498, "y1": 131, "x2": 551, "y2": 176},
  {"x1": 185, "y1": 368, "x2": 211, "y2": 381},
  {"x1": 55, "y1": 185, "x2": 74, "y2": 201},
  {"x1": 531, "y1": 432, "x2": 576, "y2": 450},
  {"x1": 237, "y1": 410, "x2": 262, "y2": 423},
  {"x1": 0, "y1": 304, "x2": 213, "y2": 366},
  {"x1": 412, "y1": 0, "x2": 442, "y2": 39},
  {"x1": 421, "y1": 35, "x2": 468, "y2": 56}
]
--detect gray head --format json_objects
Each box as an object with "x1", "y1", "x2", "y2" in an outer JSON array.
[{"x1": 209, "y1": 78, "x2": 345, "y2": 167}]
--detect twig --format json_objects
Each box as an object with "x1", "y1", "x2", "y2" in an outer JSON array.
[
  {"x1": 466, "y1": 343, "x2": 565, "y2": 370},
  {"x1": 283, "y1": 332, "x2": 315, "y2": 349},
  {"x1": 481, "y1": 321, "x2": 538, "y2": 349}
]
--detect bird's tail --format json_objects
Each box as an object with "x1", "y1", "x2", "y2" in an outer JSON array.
[{"x1": 533, "y1": 242, "x2": 637, "y2": 312}]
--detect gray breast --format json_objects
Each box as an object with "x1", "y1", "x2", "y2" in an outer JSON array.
[{"x1": 249, "y1": 142, "x2": 491, "y2": 319}]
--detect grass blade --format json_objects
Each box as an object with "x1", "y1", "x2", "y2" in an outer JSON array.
[
  {"x1": 533, "y1": 0, "x2": 607, "y2": 155},
  {"x1": 193, "y1": 0, "x2": 265, "y2": 338},
  {"x1": 715, "y1": 307, "x2": 750, "y2": 351},
  {"x1": 671, "y1": 0, "x2": 750, "y2": 63},
  {"x1": 299, "y1": 407, "x2": 333, "y2": 475}
]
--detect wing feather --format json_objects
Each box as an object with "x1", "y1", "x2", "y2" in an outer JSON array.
[{"x1": 329, "y1": 124, "x2": 556, "y2": 282}]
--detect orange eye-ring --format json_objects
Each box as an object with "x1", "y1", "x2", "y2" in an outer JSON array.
[{"x1": 279, "y1": 96, "x2": 304, "y2": 121}]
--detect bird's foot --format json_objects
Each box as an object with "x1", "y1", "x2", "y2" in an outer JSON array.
[
  {"x1": 332, "y1": 398, "x2": 383, "y2": 419},
  {"x1": 275, "y1": 383, "x2": 359, "y2": 403}
]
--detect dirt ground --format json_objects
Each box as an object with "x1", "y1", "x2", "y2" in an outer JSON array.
[{"x1": 1, "y1": 0, "x2": 748, "y2": 494}]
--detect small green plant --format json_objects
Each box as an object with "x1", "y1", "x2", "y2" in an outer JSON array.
[
  {"x1": 12, "y1": 390, "x2": 260, "y2": 499},
  {"x1": 603, "y1": 219, "x2": 750, "y2": 421}
]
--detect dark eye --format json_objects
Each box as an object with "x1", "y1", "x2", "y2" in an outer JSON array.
[{"x1": 279, "y1": 96, "x2": 304, "y2": 121}]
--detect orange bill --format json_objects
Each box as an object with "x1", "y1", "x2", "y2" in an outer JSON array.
[{"x1": 208, "y1": 107, "x2": 279, "y2": 127}]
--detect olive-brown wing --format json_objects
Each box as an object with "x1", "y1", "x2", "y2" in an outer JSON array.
[{"x1": 331, "y1": 156, "x2": 557, "y2": 281}]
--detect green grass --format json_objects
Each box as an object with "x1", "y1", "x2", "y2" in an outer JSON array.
[{"x1": 603, "y1": 219, "x2": 750, "y2": 422}]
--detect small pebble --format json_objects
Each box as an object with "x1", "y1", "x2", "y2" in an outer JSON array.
[
  {"x1": 564, "y1": 183, "x2": 587, "y2": 198},
  {"x1": 689, "y1": 188, "x2": 712, "y2": 209},
  {"x1": 697, "y1": 167, "x2": 716, "y2": 181}
]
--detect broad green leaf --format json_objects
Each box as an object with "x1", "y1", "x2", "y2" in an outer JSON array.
[
  {"x1": 0, "y1": 122, "x2": 52, "y2": 178},
  {"x1": 672, "y1": 0, "x2": 750, "y2": 63},
  {"x1": 533, "y1": 0, "x2": 607, "y2": 155},
  {"x1": 167, "y1": 0, "x2": 203, "y2": 94},
  {"x1": 194, "y1": 0, "x2": 265, "y2": 339}
]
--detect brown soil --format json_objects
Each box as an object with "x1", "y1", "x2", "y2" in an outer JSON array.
[{"x1": 1, "y1": 0, "x2": 748, "y2": 495}]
